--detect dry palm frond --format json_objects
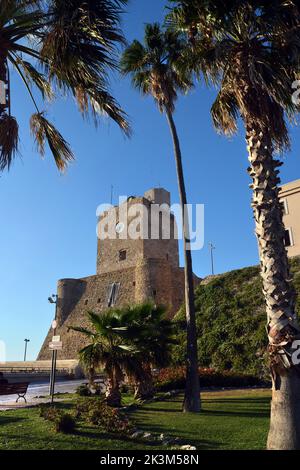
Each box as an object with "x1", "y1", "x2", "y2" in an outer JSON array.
[
  {"x1": 16, "y1": 58, "x2": 53, "y2": 100},
  {"x1": 211, "y1": 85, "x2": 239, "y2": 136},
  {"x1": 30, "y1": 112, "x2": 74, "y2": 171},
  {"x1": 75, "y1": 85, "x2": 131, "y2": 137},
  {"x1": 0, "y1": 114, "x2": 19, "y2": 171}
]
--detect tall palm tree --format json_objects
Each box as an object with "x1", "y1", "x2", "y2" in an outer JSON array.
[
  {"x1": 168, "y1": 0, "x2": 300, "y2": 449},
  {"x1": 0, "y1": 0, "x2": 129, "y2": 172},
  {"x1": 120, "y1": 303, "x2": 176, "y2": 400},
  {"x1": 70, "y1": 310, "x2": 140, "y2": 407},
  {"x1": 120, "y1": 23, "x2": 201, "y2": 413}
]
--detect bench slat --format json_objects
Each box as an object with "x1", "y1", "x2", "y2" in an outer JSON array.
[{"x1": 0, "y1": 382, "x2": 29, "y2": 396}]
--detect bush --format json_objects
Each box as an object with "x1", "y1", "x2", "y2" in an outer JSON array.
[
  {"x1": 55, "y1": 413, "x2": 76, "y2": 434},
  {"x1": 76, "y1": 384, "x2": 91, "y2": 397},
  {"x1": 75, "y1": 397, "x2": 132, "y2": 434},
  {"x1": 39, "y1": 404, "x2": 60, "y2": 422},
  {"x1": 155, "y1": 367, "x2": 269, "y2": 392},
  {"x1": 172, "y1": 265, "x2": 271, "y2": 377},
  {"x1": 39, "y1": 404, "x2": 76, "y2": 434}
]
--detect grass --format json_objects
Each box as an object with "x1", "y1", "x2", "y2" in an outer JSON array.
[{"x1": 0, "y1": 389, "x2": 271, "y2": 450}]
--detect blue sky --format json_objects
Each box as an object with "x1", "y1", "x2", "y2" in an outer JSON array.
[{"x1": 1, "y1": 0, "x2": 299, "y2": 361}]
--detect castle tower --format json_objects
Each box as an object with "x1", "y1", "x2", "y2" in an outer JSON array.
[{"x1": 38, "y1": 188, "x2": 200, "y2": 360}]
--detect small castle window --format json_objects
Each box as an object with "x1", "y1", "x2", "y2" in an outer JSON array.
[
  {"x1": 153, "y1": 289, "x2": 157, "y2": 297},
  {"x1": 133, "y1": 281, "x2": 136, "y2": 287},
  {"x1": 84, "y1": 300, "x2": 89, "y2": 305},
  {"x1": 97, "y1": 298, "x2": 101, "y2": 304},
  {"x1": 119, "y1": 250, "x2": 127, "y2": 261},
  {"x1": 107, "y1": 282, "x2": 120, "y2": 307}
]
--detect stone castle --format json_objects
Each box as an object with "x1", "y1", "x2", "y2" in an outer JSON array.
[{"x1": 38, "y1": 188, "x2": 200, "y2": 360}]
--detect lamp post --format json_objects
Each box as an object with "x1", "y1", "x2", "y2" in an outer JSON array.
[
  {"x1": 209, "y1": 242, "x2": 216, "y2": 276},
  {"x1": 24, "y1": 339, "x2": 30, "y2": 362},
  {"x1": 48, "y1": 294, "x2": 58, "y2": 404}
]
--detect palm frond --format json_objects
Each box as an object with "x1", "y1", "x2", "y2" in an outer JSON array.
[
  {"x1": 12, "y1": 56, "x2": 53, "y2": 100},
  {"x1": 2, "y1": 0, "x2": 129, "y2": 171},
  {"x1": 68, "y1": 326, "x2": 95, "y2": 338},
  {"x1": 211, "y1": 86, "x2": 239, "y2": 136},
  {"x1": 75, "y1": 85, "x2": 131, "y2": 136},
  {"x1": 0, "y1": 114, "x2": 19, "y2": 171},
  {"x1": 30, "y1": 112, "x2": 74, "y2": 171},
  {"x1": 121, "y1": 21, "x2": 192, "y2": 113}
]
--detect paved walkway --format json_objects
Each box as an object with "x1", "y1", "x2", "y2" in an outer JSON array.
[{"x1": 0, "y1": 379, "x2": 86, "y2": 411}]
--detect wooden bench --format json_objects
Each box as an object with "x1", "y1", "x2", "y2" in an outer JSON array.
[{"x1": 0, "y1": 382, "x2": 30, "y2": 403}]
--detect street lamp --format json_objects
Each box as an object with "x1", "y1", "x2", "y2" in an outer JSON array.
[
  {"x1": 48, "y1": 294, "x2": 58, "y2": 404},
  {"x1": 24, "y1": 339, "x2": 30, "y2": 362},
  {"x1": 209, "y1": 242, "x2": 216, "y2": 276}
]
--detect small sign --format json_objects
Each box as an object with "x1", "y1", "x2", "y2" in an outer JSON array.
[
  {"x1": 52, "y1": 335, "x2": 61, "y2": 343},
  {"x1": 49, "y1": 341, "x2": 62, "y2": 351},
  {"x1": 52, "y1": 320, "x2": 58, "y2": 330}
]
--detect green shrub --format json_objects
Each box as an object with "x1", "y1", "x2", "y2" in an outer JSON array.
[
  {"x1": 172, "y1": 259, "x2": 300, "y2": 378},
  {"x1": 39, "y1": 404, "x2": 76, "y2": 434},
  {"x1": 76, "y1": 384, "x2": 91, "y2": 397},
  {"x1": 39, "y1": 404, "x2": 60, "y2": 422},
  {"x1": 55, "y1": 413, "x2": 76, "y2": 434},
  {"x1": 155, "y1": 367, "x2": 269, "y2": 392},
  {"x1": 75, "y1": 397, "x2": 132, "y2": 434},
  {"x1": 172, "y1": 265, "x2": 274, "y2": 377}
]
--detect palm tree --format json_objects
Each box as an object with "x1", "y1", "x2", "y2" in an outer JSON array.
[
  {"x1": 70, "y1": 310, "x2": 140, "y2": 407},
  {"x1": 0, "y1": 0, "x2": 129, "y2": 172},
  {"x1": 120, "y1": 303, "x2": 176, "y2": 400},
  {"x1": 168, "y1": 0, "x2": 300, "y2": 449},
  {"x1": 120, "y1": 23, "x2": 201, "y2": 413}
]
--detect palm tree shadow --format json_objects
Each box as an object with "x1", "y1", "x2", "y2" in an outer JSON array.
[
  {"x1": 201, "y1": 408, "x2": 270, "y2": 418},
  {"x1": 0, "y1": 416, "x2": 26, "y2": 425}
]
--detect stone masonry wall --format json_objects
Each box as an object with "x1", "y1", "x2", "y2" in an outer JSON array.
[{"x1": 38, "y1": 260, "x2": 199, "y2": 360}]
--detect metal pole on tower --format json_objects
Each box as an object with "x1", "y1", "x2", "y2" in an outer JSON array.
[{"x1": 209, "y1": 242, "x2": 216, "y2": 276}]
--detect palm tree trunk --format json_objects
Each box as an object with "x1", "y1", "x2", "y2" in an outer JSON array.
[
  {"x1": 105, "y1": 370, "x2": 122, "y2": 407},
  {"x1": 166, "y1": 107, "x2": 201, "y2": 413},
  {"x1": 246, "y1": 124, "x2": 300, "y2": 450},
  {"x1": 134, "y1": 376, "x2": 154, "y2": 401},
  {"x1": 134, "y1": 364, "x2": 155, "y2": 401},
  {"x1": 0, "y1": 55, "x2": 7, "y2": 115}
]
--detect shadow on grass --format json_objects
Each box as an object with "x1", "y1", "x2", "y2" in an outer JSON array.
[
  {"x1": 203, "y1": 397, "x2": 271, "y2": 404},
  {"x1": 200, "y1": 408, "x2": 270, "y2": 419},
  {"x1": 74, "y1": 427, "x2": 162, "y2": 448},
  {"x1": 0, "y1": 416, "x2": 25, "y2": 426}
]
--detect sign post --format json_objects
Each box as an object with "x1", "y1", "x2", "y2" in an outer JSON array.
[{"x1": 48, "y1": 296, "x2": 59, "y2": 404}]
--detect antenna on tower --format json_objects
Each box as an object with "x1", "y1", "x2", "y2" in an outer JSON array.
[
  {"x1": 110, "y1": 185, "x2": 114, "y2": 205},
  {"x1": 209, "y1": 242, "x2": 216, "y2": 276}
]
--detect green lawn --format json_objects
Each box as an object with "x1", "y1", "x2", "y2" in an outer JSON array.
[{"x1": 0, "y1": 389, "x2": 271, "y2": 450}]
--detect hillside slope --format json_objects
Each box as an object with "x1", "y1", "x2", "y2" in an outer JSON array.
[{"x1": 173, "y1": 257, "x2": 300, "y2": 377}]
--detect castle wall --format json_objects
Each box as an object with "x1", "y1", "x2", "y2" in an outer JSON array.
[
  {"x1": 38, "y1": 261, "x2": 195, "y2": 360},
  {"x1": 38, "y1": 267, "x2": 136, "y2": 360}
]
